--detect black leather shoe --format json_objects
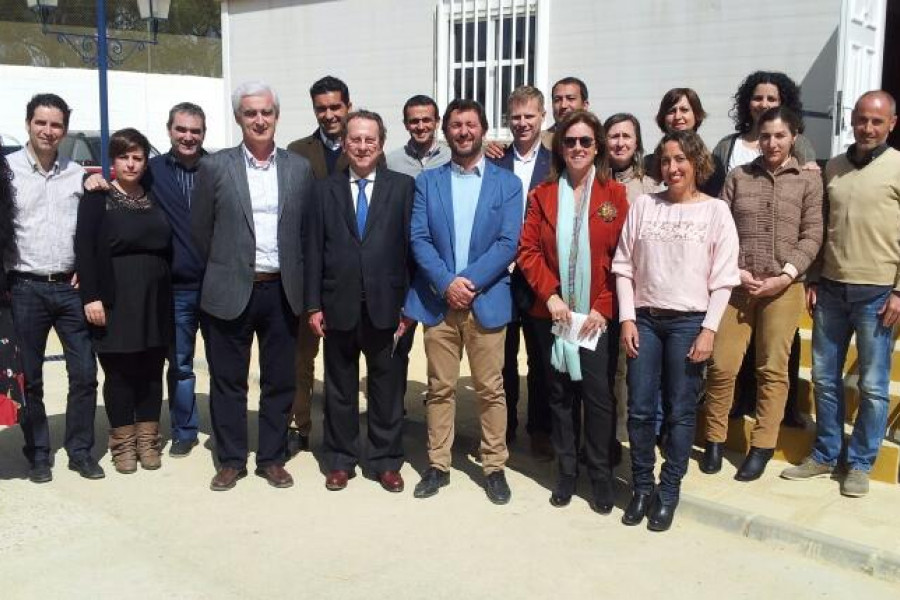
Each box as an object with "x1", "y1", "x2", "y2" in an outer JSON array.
[
  {"x1": 413, "y1": 467, "x2": 450, "y2": 498},
  {"x1": 549, "y1": 475, "x2": 577, "y2": 507},
  {"x1": 647, "y1": 497, "x2": 678, "y2": 532},
  {"x1": 68, "y1": 456, "x2": 105, "y2": 480},
  {"x1": 734, "y1": 447, "x2": 774, "y2": 482},
  {"x1": 286, "y1": 428, "x2": 310, "y2": 457},
  {"x1": 699, "y1": 441, "x2": 724, "y2": 474},
  {"x1": 484, "y1": 471, "x2": 511, "y2": 505},
  {"x1": 169, "y1": 439, "x2": 199, "y2": 458},
  {"x1": 29, "y1": 462, "x2": 52, "y2": 484},
  {"x1": 621, "y1": 491, "x2": 653, "y2": 526},
  {"x1": 589, "y1": 479, "x2": 614, "y2": 515}
]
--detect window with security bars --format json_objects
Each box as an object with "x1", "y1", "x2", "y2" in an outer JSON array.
[{"x1": 436, "y1": 0, "x2": 548, "y2": 139}]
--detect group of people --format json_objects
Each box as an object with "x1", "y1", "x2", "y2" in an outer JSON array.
[{"x1": 0, "y1": 69, "x2": 897, "y2": 533}]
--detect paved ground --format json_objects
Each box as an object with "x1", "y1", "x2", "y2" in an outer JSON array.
[{"x1": 1, "y1": 335, "x2": 898, "y2": 598}]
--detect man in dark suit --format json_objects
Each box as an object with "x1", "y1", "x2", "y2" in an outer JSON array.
[
  {"x1": 285, "y1": 75, "x2": 352, "y2": 453},
  {"x1": 191, "y1": 81, "x2": 313, "y2": 491},
  {"x1": 305, "y1": 110, "x2": 414, "y2": 493},
  {"x1": 490, "y1": 86, "x2": 553, "y2": 460}
]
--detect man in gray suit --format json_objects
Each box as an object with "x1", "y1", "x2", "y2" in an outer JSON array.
[{"x1": 192, "y1": 81, "x2": 313, "y2": 491}]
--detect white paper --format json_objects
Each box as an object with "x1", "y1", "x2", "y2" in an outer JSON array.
[{"x1": 550, "y1": 311, "x2": 603, "y2": 351}]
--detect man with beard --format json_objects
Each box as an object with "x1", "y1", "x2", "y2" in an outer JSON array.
[{"x1": 404, "y1": 99, "x2": 523, "y2": 504}]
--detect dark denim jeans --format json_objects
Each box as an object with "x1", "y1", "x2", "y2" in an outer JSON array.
[
  {"x1": 167, "y1": 289, "x2": 201, "y2": 443},
  {"x1": 627, "y1": 310, "x2": 705, "y2": 504},
  {"x1": 811, "y1": 280, "x2": 894, "y2": 472},
  {"x1": 11, "y1": 278, "x2": 98, "y2": 464}
]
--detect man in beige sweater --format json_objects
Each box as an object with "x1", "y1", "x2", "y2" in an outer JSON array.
[{"x1": 781, "y1": 90, "x2": 899, "y2": 497}]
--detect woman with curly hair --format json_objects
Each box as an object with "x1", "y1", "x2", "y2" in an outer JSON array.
[
  {"x1": 711, "y1": 71, "x2": 817, "y2": 185},
  {"x1": 0, "y1": 155, "x2": 25, "y2": 423}
]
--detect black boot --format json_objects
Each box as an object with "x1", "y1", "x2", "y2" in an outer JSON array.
[
  {"x1": 647, "y1": 496, "x2": 678, "y2": 532},
  {"x1": 549, "y1": 474, "x2": 577, "y2": 507},
  {"x1": 734, "y1": 447, "x2": 774, "y2": 482},
  {"x1": 621, "y1": 491, "x2": 653, "y2": 526},
  {"x1": 699, "y1": 441, "x2": 723, "y2": 474}
]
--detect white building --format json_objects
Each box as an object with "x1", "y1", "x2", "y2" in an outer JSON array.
[{"x1": 220, "y1": 0, "x2": 898, "y2": 158}]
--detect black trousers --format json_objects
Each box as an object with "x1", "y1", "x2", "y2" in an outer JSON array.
[
  {"x1": 502, "y1": 313, "x2": 552, "y2": 436},
  {"x1": 534, "y1": 318, "x2": 617, "y2": 490},
  {"x1": 323, "y1": 306, "x2": 403, "y2": 473},
  {"x1": 394, "y1": 322, "x2": 417, "y2": 407},
  {"x1": 98, "y1": 348, "x2": 165, "y2": 428},
  {"x1": 204, "y1": 280, "x2": 297, "y2": 469}
]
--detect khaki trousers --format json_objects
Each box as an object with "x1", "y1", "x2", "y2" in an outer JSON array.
[
  {"x1": 704, "y1": 283, "x2": 804, "y2": 448},
  {"x1": 291, "y1": 321, "x2": 320, "y2": 435},
  {"x1": 423, "y1": 309, "x2": 508, "y2": 474}
]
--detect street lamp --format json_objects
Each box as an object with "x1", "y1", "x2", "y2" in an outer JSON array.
[{"x1": 27, "y1": 0, "x2": 171, "y2": 176}]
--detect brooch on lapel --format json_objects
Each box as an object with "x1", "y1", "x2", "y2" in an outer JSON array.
[{"x1": 597, "y1": 201, "x2": 618, "y2": 222}]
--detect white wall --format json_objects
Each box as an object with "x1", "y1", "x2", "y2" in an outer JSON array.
[
  {"x1": 0, "y1": 65, "x2": 227, "y2": 152},
  {"x1": 223, "y1": 0, "x2": 436, "y2": 151},
  {"x1": 223, "y1": 0, "x2": 843, "y2": 159},
  {"x1": 547, "y1": 0, "x2": 841, "y2": 158}
]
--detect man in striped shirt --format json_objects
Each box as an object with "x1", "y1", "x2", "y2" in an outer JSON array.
[{"x1": 7, "y1": 93, "x2": 103, "y2": 483}]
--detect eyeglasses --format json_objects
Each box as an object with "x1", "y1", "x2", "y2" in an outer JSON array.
[{"x1": 562, "y1": 136, "x2": 595, "y2": 149}]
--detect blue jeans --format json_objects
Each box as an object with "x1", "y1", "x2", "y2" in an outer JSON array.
[
  {"x1": 11, "y1": 278, "x2": 98, "y2": 464},
  {"x1": 811, "y1": 280, "x2": 894, "y2": 472},
  {"x1": 627, "y1": 310, "x2": 705, "y2": 504},
  {"x1": 167, "y1": 289, "x2": 201, "y2": 443}
]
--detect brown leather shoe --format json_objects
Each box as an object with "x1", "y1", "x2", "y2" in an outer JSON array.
[
  {"x1": 255, "y1": 464, "x2": 294, "y2": 488},
  {"x1": 378, "y1": 470, "x2": 405, "y2": 493},
  {"x1": 325, "y1": 469, "x2": 355, "y2": 491},
  {"x1": 210, "y1": 467, "x2": 248, "y2": 491}
]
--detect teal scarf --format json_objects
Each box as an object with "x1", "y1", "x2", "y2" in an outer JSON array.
[{"x1": 551, "y1": 167, "x2": 593, "y2": 381}]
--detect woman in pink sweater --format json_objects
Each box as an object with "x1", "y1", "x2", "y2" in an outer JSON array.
[{"x1": 612, "y1": 130, "x2": 740, "y2": 532}]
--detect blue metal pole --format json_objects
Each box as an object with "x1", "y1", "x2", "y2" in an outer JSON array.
[{"x1": 96, "y1": 0, "x2": 110, "y2": 178}]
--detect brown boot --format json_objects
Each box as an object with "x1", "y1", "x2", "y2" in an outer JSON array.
[
  {"x1": 108, "y1": 425, "x2": 137, "y2": 474},
  {"x1": 135, "y1": 421, "x2": 162, "y2": 470}
]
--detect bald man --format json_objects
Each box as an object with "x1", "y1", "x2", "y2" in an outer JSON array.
[{"x1": 781, "y1": 90, "x2": 899, "y2": 498}]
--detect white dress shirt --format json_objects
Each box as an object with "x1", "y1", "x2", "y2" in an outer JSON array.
[
  {"x1": 7, "y1": 145, "x2": 85, "y2": 275},
  {"x1": 512, "y1": 139, "x2": 542, "y2": 218},
  {"x1": 242, "y1": 144, "x2": 280, "y2": 272},
  {"x1": 349, "y1": 168, "x2": 377, "y2": 210}
]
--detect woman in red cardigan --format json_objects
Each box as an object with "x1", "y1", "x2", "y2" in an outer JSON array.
[{"x1": 517, "y1": 110, "x2": 628, "y2": 512}]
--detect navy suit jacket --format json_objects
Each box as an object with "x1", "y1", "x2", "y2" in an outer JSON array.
[
  {"x1": 491, "y1": 142, "x2": 552, "y2": 198},
  {"x1": 404, "y1": 160, "x2": 523, "y2": 329}
]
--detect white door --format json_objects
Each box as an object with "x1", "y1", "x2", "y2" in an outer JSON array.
[{"x1": 832, "y1": 0, "x2": 887, "y2": 156}]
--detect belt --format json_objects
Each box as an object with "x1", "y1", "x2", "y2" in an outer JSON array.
[
  {"x1": 638, "y1": 307, "x2": 705, "y2": 318},
  {"x1": 253, "y1": 272, "x2": 281, "y2": 283},
  {"x1": 10, "y1": 270, "x2": 74, "y2": 283}
]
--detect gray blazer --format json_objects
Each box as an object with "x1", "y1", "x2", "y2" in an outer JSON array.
[{"x1": 191, "y1": 145, "x2": 314, "y2": 320}]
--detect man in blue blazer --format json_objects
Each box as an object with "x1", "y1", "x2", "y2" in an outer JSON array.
[
  {"x1": 405, "y1": 99, "x2": 523, "y2": 504},
  {"x1": 490, "y1": 86, "x2": 553, "y2": 460}
]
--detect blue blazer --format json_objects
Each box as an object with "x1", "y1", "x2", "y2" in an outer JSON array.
[
  {"x1": 404, "y1": 161, "x2": 523, "y2": 329},
  {"x1": 491, "y1": 142, "x2": 552, "y2": 194}
]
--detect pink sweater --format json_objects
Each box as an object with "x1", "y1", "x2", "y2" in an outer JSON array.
[{"x1": 612, "y1": 193, "x2": 741, "y2": 331}]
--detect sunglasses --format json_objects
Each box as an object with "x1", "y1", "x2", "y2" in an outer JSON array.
[{"x1": 563, "y1": 136, "x2": 595, "y2": 149}]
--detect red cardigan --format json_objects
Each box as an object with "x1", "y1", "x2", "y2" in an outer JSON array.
[{"x1": 517, "y1": 178, "x2": 628, "y2": 320}]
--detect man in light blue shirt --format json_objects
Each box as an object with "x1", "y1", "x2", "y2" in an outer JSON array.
[{"x1": 404, "y1": 99, "x2": 523, "y2": 505}]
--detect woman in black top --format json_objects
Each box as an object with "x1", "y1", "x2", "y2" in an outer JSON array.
[
  {"x1": 0, "y1": 155, "x2": 24, "y2": 424},
  {"x1": 75, "y1": 128, "x2": 172, "y2": 474}
]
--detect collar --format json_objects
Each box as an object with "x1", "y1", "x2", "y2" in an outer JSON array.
[
  {"x1": 404, "y1": 139, "x2": 441, "y2": 160},
  {"x1": 613, "y1": 165, "x2": 635, "y2": 183},
  {"x1": 319, "y1": 128, "x2": 342, "y2": 151},
  {"x1": 25, "y1": 143, "x2": 61, "y2": 176},
  {"x1": 166, "y1": 148, "x2": 206, "y2": 171},
  {"x1": 847, "y1": 143, "x2": 889, "y2": 169},
  {"x1": 450, "y1": 155, "x2": 486, "y2": 177},
  {"x1": 241, "y1": 144, "x2": 277, "y2": 170},
  {"x1": 751, "y1": 154, "x2": 800, "y2": 176},
  {"x1": 513, "y1": 138, "x2": 542, "y2": 163},
  {"x1": 349, "y1": 168, "x2": 377, "y2": 185}
]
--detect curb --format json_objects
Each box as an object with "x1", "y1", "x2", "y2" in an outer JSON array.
[{"x1": 678, "y1": 493, "x2": 900, "y2": 584}]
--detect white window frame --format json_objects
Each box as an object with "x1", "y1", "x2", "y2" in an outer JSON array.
[{"x1": 436, "y1": 0, "x2": 550, "y2": 141}]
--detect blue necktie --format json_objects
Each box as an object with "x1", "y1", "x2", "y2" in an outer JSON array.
[{"x1": 356, "y1": 179, "x2": 369, "y2": 237}]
